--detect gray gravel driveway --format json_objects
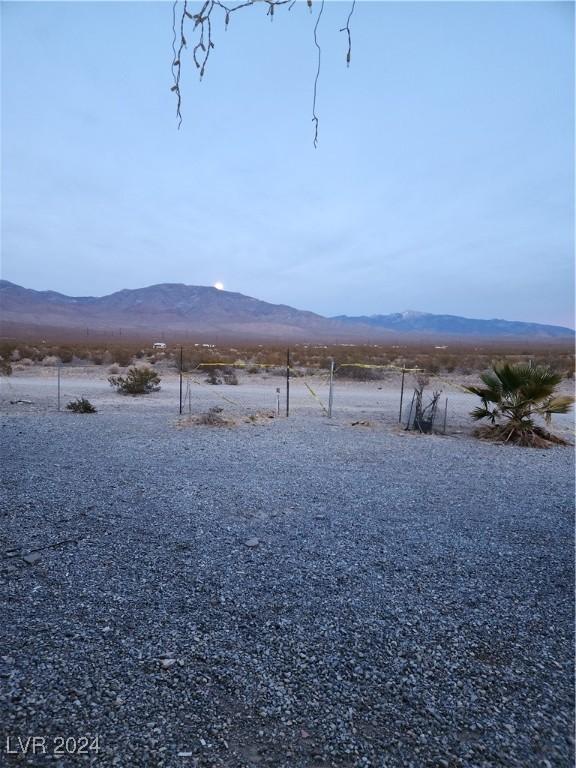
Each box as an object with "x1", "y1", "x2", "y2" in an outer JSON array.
[{"x1": 1, "y1": 383, "x2": 574, "y2": 767}]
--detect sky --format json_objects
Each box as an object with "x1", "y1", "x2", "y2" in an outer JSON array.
[{"x1": 1, "y1": 1, "x2": 574, "y2": 327}]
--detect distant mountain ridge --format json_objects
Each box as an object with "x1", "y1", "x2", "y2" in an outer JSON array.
[
  {"x1": 0, "y1": 280, "x2": 573, "y2": 342},
  {"x1": 332, "y1": 310, "x2": 575, "y2": 339}
]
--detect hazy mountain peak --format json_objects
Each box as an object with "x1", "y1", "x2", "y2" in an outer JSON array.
[{"x1": 1, "y1": 281, "x2": 573, "y2": 342}]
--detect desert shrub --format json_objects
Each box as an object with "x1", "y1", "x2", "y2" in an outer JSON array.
[
  {"x1": 113, "y1": 349, "x2": 134, "y2": 367},
  {"x1": 91, "y1": 352, "x2": 104, "y2": 365},
  {"x1": 0, "y1": 359, "x2": 12, "y2": 376},
  {"x1": 197, "y1": 406, "x2": 228, "y2": 426},
  {"x1": 266, "y1": 367, "x2": 287, "y2": 377},
  {"x1": 10, "y1": 349, "x2": 21, "y2": 361},
  {"x1": 206, "y1": 368, "x2": 223, "y2": 385},
  {"x1": 222, "y1": 367, "x2": 238, "y2": 385},
  {"x1": 42, "y1": 355, "x2": 61, "y2": 366},
  {"x1": 466, "y1": 361, "x2": 574, "y2": 447},
  {"x1": 66, "y1": 397, "x2": 97, "y2": 413},
  {"x1": 108, "y1": 366, "x2": 161, "y2": 395},
  {"x1": 336, "y1": 365, "x2": 384, "y2": 382},
  {"x1": 108, "y1": 364, "x2": 120, "y2": 374},
  {"x1": 56, "y1": 347, "x2": 74, "y2": 364},
  {"x1": 19, "y1": 346, "x2": 42, "y2": 361},
  {"x1": 18, "y1": 358, "x2": 33, "y2": 367},
  {"x1": 246, "y1": 365, "x2": 260, "y2": 374}
]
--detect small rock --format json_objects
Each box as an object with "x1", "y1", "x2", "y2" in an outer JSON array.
[
  {"x1": 160, "y1": 658, "x2": 177, "y2": 670},
  {"x1": 300, "y1": 729, "x2": 310, "y2": 739},
  {"x1": 244, "y1": 538, "x2": 260, "y2": 548},
  {"x1": 22, "y1": 552, "x2": 41, "y2": 565}
]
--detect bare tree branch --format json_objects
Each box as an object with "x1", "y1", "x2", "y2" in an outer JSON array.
[
  {"x1": 171, "y1": 0, "x2": 341, "y2": 146},
  {"x1": 340, "y1": 0, "x2": 356, "y2": 67},
  {"x1": 312, "y1": 0, "x2": 325, "y2": 148}
]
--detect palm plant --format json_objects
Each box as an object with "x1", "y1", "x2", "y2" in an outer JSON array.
[{"x1": 465, "y1": 361, "x2": 574, "y2": 447}]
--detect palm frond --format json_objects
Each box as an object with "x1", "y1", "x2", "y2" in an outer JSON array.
[
  {"x1": 470, "y1": 404, "x2": 498, "y2": 423},
  {"x1": 537, "y1": 395, "x2": 575, "y2": 424},
  {"x1": 464, "y1": 385, "x2": 501, "y2": 403},
  {"x1": 478, "y1": 371, "x2": 503, "y2": 395}
]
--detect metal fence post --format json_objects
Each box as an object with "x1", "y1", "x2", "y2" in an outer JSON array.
[
  {"x1": 328, "y1": 359, "x2": 334, "y2": 418},
  {"x1": 286, "y1": 348, "x2": 290, "y2": 417},
  {"x1": 179, "y1": 347, "x2": 183, "y2": 415},
  {"x1": 398, "y1": 366, "x2": 405, "y2": 423}
]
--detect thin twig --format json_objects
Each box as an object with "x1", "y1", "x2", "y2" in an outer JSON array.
[
  {"x1": 311, "y1": 0, "x2": 325, "y2": 148},
  {"x1": 24, "y1": 538, "x2": 83, "y2": 555},
  {"x1": 339, "y1": 0, "x2": 356, "y2": 67}
]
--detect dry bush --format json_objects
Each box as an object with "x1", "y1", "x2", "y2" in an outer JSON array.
[
  {"x1": 474, "y1": 424, "x2": 567, "y2": 448},
  {"x1": 335, "y1": 366, "x2": 384, "y2": 382},
  {"x1": 56, "y1": 347, "x2": 74, "y2": 364},
  {"x1": 222, "y1": 367, "x2": 238, "y2": 385},
  {"x1": 186, "y1": 406, "x2": 236, "y2": 427},
  {"x1": 206, "y1": 368, "x2": 223, "y2": 385},
  {"x1": 415, "y1": 373, "x2": 430, "y2": 390},
  {"x1": 108, "y1": 347, "x2": 137, "y2": 367},
  {"x1": 0, "y1": 359, "x2": 12, "y2": 376},
  {"x1": 245, "y1": 410, "x2": 276, "y2": 424},
  {"x1": 42, "y1": 355, "x2": 61, "y2": 366},
  {"x1": 197, "y1": 406, "x2": 228, "y2": 425},
  {"x1": 66, "y1": 397, "x2": 97, "y2": 414},
  {"x1": 108, "y1": 364, "x2": 120, "y2": 374}
]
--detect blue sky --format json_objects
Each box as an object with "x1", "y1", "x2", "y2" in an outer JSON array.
[{"x1": 2, "y1": 1, "x2": 574, "y2": 327}]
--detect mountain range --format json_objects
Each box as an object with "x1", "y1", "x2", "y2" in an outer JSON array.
[{"x1": 0, "y1": 280, "x2": 573, "y2": 342}]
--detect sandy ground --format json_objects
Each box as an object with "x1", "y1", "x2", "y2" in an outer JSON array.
[{"x1": 1, "y1": 367, "x2": 574, "y2": 440}]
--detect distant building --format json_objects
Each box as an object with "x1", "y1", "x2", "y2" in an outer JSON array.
[{"x1": 153, "y1": 342, "x2": 167, "y2": 349}]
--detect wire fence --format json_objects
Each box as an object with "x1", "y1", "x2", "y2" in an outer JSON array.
[{"x1": 5, "y1": 358, "x2": 465, "y2": 435}]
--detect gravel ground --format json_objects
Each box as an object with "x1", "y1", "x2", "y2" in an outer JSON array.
[{"x1": 1, "y1": 371, "x2": 574, "y2": 767}]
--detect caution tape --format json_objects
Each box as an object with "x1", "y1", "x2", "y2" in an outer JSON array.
[
  {"x1": 335, "y1": 363, "x2": 424, "y2": 373},
  {"x1": 186, "y1": 362, "x2": 279, "y2": 368},
  {"x1": 303, "y1": 381, "x2": 329, "y2": 415},
  {"x1": 429, "y1": 375, "x2": 472, "y2": 394}
]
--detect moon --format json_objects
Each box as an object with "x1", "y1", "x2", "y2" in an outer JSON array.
[{"x1": 213, "y1": 281, "x2": 224, "y2": 290}]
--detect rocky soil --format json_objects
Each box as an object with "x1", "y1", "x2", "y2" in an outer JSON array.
[{"x1": 1, "y1": 372, "x2": 574, "y2": 767}]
